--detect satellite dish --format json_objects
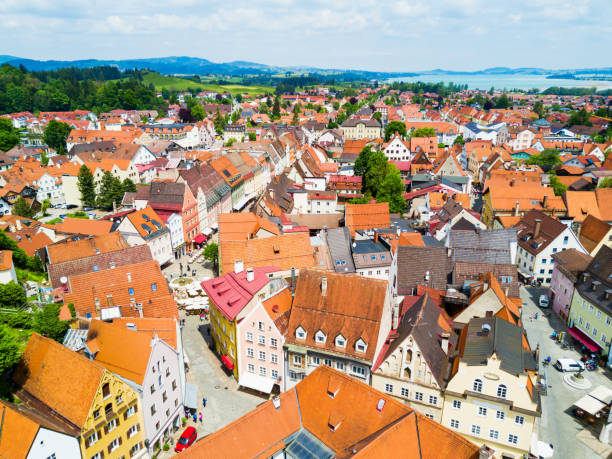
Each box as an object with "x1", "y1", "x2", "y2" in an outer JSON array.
[{"x1": 60, "y1": 276, "x2": 68, "y2": 284}]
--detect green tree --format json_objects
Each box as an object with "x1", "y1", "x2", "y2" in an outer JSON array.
[
  {"x1": 33, "y1": 304, "x2": 69, "y2": 342},
  {"x1": 0, "y1": 325, "x2": 20, "y2": 376},
  {"x1": 364, "y1": 150, "x2": 389, "y2": 196},
  {"x1": 384, "y1": 121, "x2": 407, "y2": 141},
  {"x1": 453, "y1": 135, "x2": 464, "y2": 146},
  {"x1": 204, "y1": 242, "x2": 219, "y2": 275},
  {"x1": 533, "y1": 101, "x2": 545, "y2": 119},
  {"x1": 213, "y1": 108, "x2": 225, "y2": 135},
  {"x1": 43, "y1": 120, "x2": 71, "y2": 154},
  {"x1": 348, "y1": 195, "x2": 372, "y2": 204},
  {"x1": 568, "y1": 108, "x2": 592, "y2": 127},
  {"x1": 372, "y1": 111, "x2": 382, "y2": 123},
  {"x1": 41, "y1": 198, "x2": 51, "y2": 216},
  {"x1": 494, "y1": 94, "x2": 510, "y2": 109},
  {"x1": 190, "y1": 103, "x2": 206, "y2": 121},
  {"x1": 336, "y1": 110, "x2": 347, "y2": 125},
  {"x1": 598, "y1": 177, "x2": 612, "y2": 188},
  {"x1": 549, "y1": 173, "x2": 568, "y2": 196},
  {"x1": 12, "y1": 197, "x2": 35, "y2": 218},
  {"x1": 248, "y1": 132, "x2": 256, "y2": 141},
  {"x1": 272, "y1": 96, "x2": 281, "y2": 120},
  {"x1": 96, "y1": 172, "x2": 123, "y2": 209},
  {"x1": 526, "y1": 149, "x2": 562, "y2": 170},
  {"x1": 122, "y1": 178, "x2": 137, "y2": 193},
  {"x1": 40, "y1": 152, "x2": 49, "y2": 166},
  {"x1": 412, "y1": 127, "x2": 436, "y2": 138},
  {"x1": 225, "y1": 138, "x2": 236, "y2": 147},
  {"x1": 0, "y1": 281, "x2": 27, "y2": 309},
  {"x1": 353, "y1": 146, "x2": 372, "y2": 179},
  {"x1": 376, "y1": 163, "x2": 407, "y2": 213},
  {"x1": 0, "y1": 118, "x2": 20, "y2": 152},
  {"x1": 291, "y1": 111, "x2": 299, "y2": 126},
  {"x1": 77, "y1": 164, "x2": 96, "y2": 207}
]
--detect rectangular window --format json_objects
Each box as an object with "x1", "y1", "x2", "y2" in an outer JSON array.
[
  {"x1": 496, "y1": 410, "x2": 505, "y2": 420},
  {"x1": 150, "y1": 404, "x2": 156, "y2": 415},
  {"x1": 450, "y1": 419, "x2": 459, "y2": 430},
  {"x1": 428, "y1": 395, "x2": 438, "y2": 405},
  {"x1": 247, "y1": 364, "x2": 254, "y2": 373},
  {"x1": 106, "y1": 418, "x2": 118, "y2": 433},
  {"x1": 259, "y1": 366, "x2": 266, "y2": 377},
  {"x1": 311, "y1": 356, "x2": 320, "y2": 365},
  {"x1": 351, "y1": 365, "x2": 365, "y2": 376},
  {"x1": 508, "y1": 434, "x2": 519, "y2": 445},
  {"x1": 258, "y1": 335, "x2": 266, "y2": 345},
  {"x1": 108, "y1": 438, "x2": 120, "y2": 453},
  {"x1": 489, "y1": 429, "x2": 499, "y2": 440},
  {"x1": 128, "y1": 287, "x2": 134, "y2": 295},
  {"x1": 258, "y1": 351, "x2": 266, "y2": 361},
  {"x1": 270, "y1": 338, "x2": 278, "y2": 349},
  {"x1": 515, "y1": 415, "x2": 525, "y2": 425},
  {"x1": 270, "y1": 353, "x2": 278, "y2": 364},
  {"x1": 271, "y1": 369, "x2": 279, "y2": 379},
  {"x1": 247, "y1": 348, "x2": 254, "y2": 358},
  {"x1": 151, "y1": 283, "x2": 157, "y2": 291},
  {"x1": 246, "y1": 332, "x2": 253, "y2": 342},
  {"x1": 452, "y1": 400, "x2": 462, "y2": 409},
  {"x1": 401, "y1": 388, "x2": 409, "y2": 397},
  {"x1": 293, "y1": 355, "x2": 302, "y2": 365},
  {"x1": 324, "y1": 358, "x2": 332, "y2": 366},
  {"x1": 385, "y1": 384, "x2": 393, "y2": 393},
  {"x1": 86, "y1": 431, "x2": 99, "y2": 447},
  {"x1": 414, "y1": 391, "x2": 423, "y2": 401},
  {"x1": 336, "y1": 361, "x2": 344, "y2": 371},
  {"x1": 258, "y1": 321, "x2": 265, "y2": 331},
  {"x1": 127, "y1": 425, "x2": 139, "y2": 439},
  {"x1": 478, "y1": 407, "x2": 487, "y2": 417},
  {"x1": 471, "y1": 425, "x2": 481, "y2": 436}
]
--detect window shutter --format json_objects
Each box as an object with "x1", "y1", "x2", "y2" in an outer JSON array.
[
  {"x1": 116, "y1": 417, "x2": 120, "y2": 426},
  {"x1": 85, "y1": 437, "x2": 90, "y2": 448},
  {"x1": 124, "y1": 411, "x2": 128, "y2": 421},
  {"x1": 104, "y1": 425, "x2": 109, "y2": 435},
  {"x1": 134, "y1": 404, "x2": 138, "y2": 413},
  {"x1": 100, "y1": 450, "x2": 104, "y2": 459},
  {"x1": 107, "y1": 444, "x2": 112, "y2": 454},
  {"x1": 137, "y1": 423, "x2": 141, "y2": 431},
  {"x1": 118, "y1": 437, "x2": 123, "y2": 446}
]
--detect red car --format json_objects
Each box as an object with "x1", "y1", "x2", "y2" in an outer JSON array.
[{"x1": 174, "y1": 426, "x2": 197, "y2": 453}]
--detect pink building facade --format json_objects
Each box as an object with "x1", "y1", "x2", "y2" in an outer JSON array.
[{"x1": 548, "y1": 264, "x2": 575, "y2": 321}]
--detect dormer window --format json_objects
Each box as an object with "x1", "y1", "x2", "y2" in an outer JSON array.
[
  {"x1": 335, "y1": 334, "x2": 346, "y2": 348},
  {"x1": 296, "y1": 326, "x2": 306, "y2": 340},
  {"x1": 355, "y1": 339, "x2": 367, "y2": 353},
  {"x1": 315, "y1": 330, "x2": 326, "y2": 344}
]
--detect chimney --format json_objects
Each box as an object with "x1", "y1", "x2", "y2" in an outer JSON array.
[
  {"x1": 605, "y1": 289, "x2": 612, "y2": 300},
  {"x1": 542, "y1": 194, "x2": 548, "y2": 208},
  {"x1": 374, "y1": 231, "x2": 379, "y2": 243},
  {"x1": 504, "y1": 287, "x2": 509, "y2": 297},
  {"x1": 246, "y1": 268, "x2": 254, "y2": 282},
  {"x1": 272, "y1": 396, "x2": 281, "y2": 410},
  {"x1": 392, "y1": 295, "x2": 400, "y2": 330},
  {"x1": 514, "y1": 200, "x2": 520, "y2": 216},
  {"x1": 440, "y1": 333, "x2": 450, "y2": 354},
  {"x1": 234, "y1": 260, "x2": 244, "y2": 273},
  {"x1": 534, "y1": 219, "x2": 542, "y2": 239},
  {"x1": 510, "y1": 178, "x2": 515, "y2": 187},
  {"x1": 321, "y1": 276, "x2": 328, "y2": 296},
  {"x1": 16, "y1": 219, "x2": 22, "y2": 231},
  {"x1": 447, "y1": 247, "x2": 453, "y2": 258}
]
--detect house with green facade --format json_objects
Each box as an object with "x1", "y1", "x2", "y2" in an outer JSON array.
[{"x1": 567, "y1": 246, "x2": 612, "y2": 367}]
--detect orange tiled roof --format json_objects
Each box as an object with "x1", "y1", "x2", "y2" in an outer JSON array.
[
  {"x1": 345, "y1": 202, "x2": 391, "y2": 236},
  {"x1": 46, "y1": 232, "x2": 128, "y2": 264},
  {"x1": 220, "y1": 233, "x2": 315, "y2": 275},
  {"x1": 218, "y1": 212, "x2": 280, "y2": 242},
  {"x1": 54, "y1": 217, "x2": 113, "y2": 236},
  {"x1": 0, "y1": 250, "x2": 13, "y2": 271},
  {"x1": 13, "y1": 333, "x2": 105, "y2": 428},
  {"x1": 565, "y1": 191, "x2": 601, "y2": 222},
  {"x1": 125, "y1": 206, "x2": 167, "y2": 239},
  {"x1": 111, "y1": 317, "x2": 178, "y2": 350},
  {"x1": 596, "y1": 188, "x2": 612, "y2": 221}
]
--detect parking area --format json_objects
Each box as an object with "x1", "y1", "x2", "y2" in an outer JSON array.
[{"x1": 521, "y1": 287, "x2": 612, "y2": 458}]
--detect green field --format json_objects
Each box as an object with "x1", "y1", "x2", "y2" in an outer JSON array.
[{"x1": 139, "y1": 73, "x2": 273, "y2": 96}]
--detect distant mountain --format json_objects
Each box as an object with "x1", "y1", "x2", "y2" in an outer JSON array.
[{"x1": 2, "y1": 56, "x2": 611, "y2": 78}]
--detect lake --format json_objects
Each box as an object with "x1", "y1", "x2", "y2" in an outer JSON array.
[{"x1": 386, "y1": 74, "x2": 612, "y2": 91}]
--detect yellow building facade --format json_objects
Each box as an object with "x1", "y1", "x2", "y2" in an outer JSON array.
[
  {"x1": 209, "y1": 305, "x2": 239, "y2": 379},
  {"x1": 81, "y1": 370, "x2": 147, "y2": 459}
]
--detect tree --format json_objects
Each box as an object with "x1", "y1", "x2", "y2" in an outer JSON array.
[
  {"x1": 384, "y1": 121, "x2": 407, "y2": 141},
  {"x1": 178, "y1": 108, "x2": 194, "y2": 123},
  {"x1": 348, "y1": 195, "x2": 371, "y2": 204},
  {"x1": 190, "y1": 103, "x2": 206, "y2": 121},
  {"x1": 33, "y1": 304, "x2": 70, "y2": 342},
  {"x1": 43, "y1": 120, "x2": 71, "y2": 154},
  {"x1": 494, "y1": 94, "x2": 510, "y2": 109},
  {"x1": 412, "y1": 127, "x2": 436, "y2": 138},
  {"x1": 41, "y1": 152, "x2": 49, "y2": 166},
  {"x1": 248, "y1": 132, "x2": 256, "y2": 141},
  {"x1": 364, "y1": 150, "x2": 389, "y2": 196},
  {"x1": 122, "y1": 178, "x2": 137, "y2": 193},
  {"x1": 291, "y1": 111, "x2": 299, "y2": 126},
  {"x1": 372, "y1": 111, "x2": 382, "y2": 123},
  {"x1": 526, "y1": 149, "x2": 562, "y2": 171},
  {"x1": 549, "y1": 173, "x2": 568, "y2": 196},
  {"x1": 453, "y1": 135, "x2": 464, "y2": 146},
  {"x1": 12, "y1": 197, "x2": 35, "y2": 218},
  {"x1": 0, "y1": 325, "x2": 20, "y2": 376},
  {"x1": 213, "y1": 108, "x2": 225, "y2": 135},
  {"x1": 353, "y1": 146, "x2": 372, "y2": 179},
  {"x1": 225, "y1": 138, "x2": 236, "y2": 147},
  {"x1": 598, "y1": 177, "x2": 612, "y2": 188},
  {"x1": 272, "y1": 96, "x2": 281, "y2": 120},
  {"x1": 77, "y1": 164, "x2": 96, "y2": 207},
  {"x1": 0, "y1": 281, "x2": 27, "y2": 309},
  {"x1": 96, "y1": 171, "x2": 123, "y2": 209},
  {"x1": 568, "y1": 108, "x2": 592, "y2": 127},
  {"x1": 376, "y1": 164, "x2": 407, "y2": 213},
  {"x1": 483, "y1": 99, "x2": 494, "y2": 110},
  {"x1": 41, "y1": 198, "x2": 51, "y2": 216},
  {"x1": 533, "y1": 101, "x2": 545, "y2": 119},
  {"x1": 336, "y1": 110, "x2": 348, "y2": 125},
  {"x1": 203, "y1": 243, "x2": 219, "y2": 275},
  {"x1": 0, "y1": 118, "x2": 19, "y2": 152}
]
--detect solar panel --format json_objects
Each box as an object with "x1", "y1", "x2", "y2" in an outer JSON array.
[{"x1": 285, "y1": 430, "x2": 333, "y2": 459}]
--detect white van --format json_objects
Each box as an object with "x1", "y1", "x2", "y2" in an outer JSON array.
[
  {"x1": 554, "y1": 358, "x2": 585, "y2": 372},
  {"x1": 539, "y1": 295, "x2": 550, "y2": 308}
]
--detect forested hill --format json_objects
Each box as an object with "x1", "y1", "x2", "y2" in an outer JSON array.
[{"x1": 0, "y1": 64, "x2": 168, "y2": 115}]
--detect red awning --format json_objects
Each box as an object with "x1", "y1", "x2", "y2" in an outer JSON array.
[
  {"x1": 193, "y1": 234, "x2": 207, "y2": 244},
  {"x1": 221, "y1": 355, "x2": 234, "y2": 371},
  {"x1": 566, "y1": 327, "x2": 602, "y2": 353}
]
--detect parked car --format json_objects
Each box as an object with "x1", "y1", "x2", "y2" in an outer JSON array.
[
  {"x1": 539, "y1": 295, "x2": 550, "y2": 308},
  {"x1": 83, "y1": 206, "x2": 94, "y2": 211},
  {"x1": 554, "y1": 358, "x2": 585, "y2": 372},
  {"x1": 174, "y1": 426, "x2": 197, "y2": 453}
]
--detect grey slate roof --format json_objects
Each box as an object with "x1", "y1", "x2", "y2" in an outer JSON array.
[
  {"x1": 574, "y1": 245, "x2": 612, "y2": 316},
  {"x1": 462, "y1": 317, "x2": 536, "y2": 376},
  {"x1": 395, "y1": 246, "x2": 453, "y2": 294},
  {"x1": 452, "y1": 261, "x2": 520, "y2": 298},
  {"x1": 447, "y1": 228, "x2": 517, "y2": 264},
  {"x1": 325, "y1": 227, "x2": 356, "y2": 274},
  {"x1": 149, "y1": 182, "x2": 186, "y2": 204},
  {"x1": 352, "y1": 240, "x2": 391, "y2": 270}
]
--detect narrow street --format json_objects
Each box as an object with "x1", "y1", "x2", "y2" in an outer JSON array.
[{"x1": 520, "y1": 287, "x2": 612, "y2": 459}]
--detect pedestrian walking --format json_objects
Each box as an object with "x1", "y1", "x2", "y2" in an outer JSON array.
[
  {"x1": 199, "y1": 412, "x2": 203, "y2": 423},
  {"x1": 192, "y1": 412, "x2": 197, "y2": 423},
  {"x1": 202, "y1": 397, "x2": 207, "y2": 408},
  {"x1": 200, "y1": 313, "x2": 204, "y2": 322}
]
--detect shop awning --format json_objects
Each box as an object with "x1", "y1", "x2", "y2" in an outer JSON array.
[
  {"x1": 590, "y1": 385, "x2": 612, "y2": 405},
  {"x1": 221, "y1": 355, "x2": 234, "y2": 371},
  {"x1": 566, "y1": 327, "x2": 602, "y2": 353},
  {"x1": 184, "y1": 382, "x2": 197, "y2": 409},
  {"x1": 239, "y1": 373, "x2": 275, "y2": 393},
  {"x1": 573, "y1": 394, "x2": 606, "y2": 416},
  {"x1": 193, "y1": 234, "x2": 207, "y2": 244},
  {"x1": 203, "y1": 227, "x2": 213, "y2": 237}
]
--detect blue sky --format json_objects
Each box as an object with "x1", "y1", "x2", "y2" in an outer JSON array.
[{"x1": 1, "y1": 0, "x2": 610, "y2": 71}]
